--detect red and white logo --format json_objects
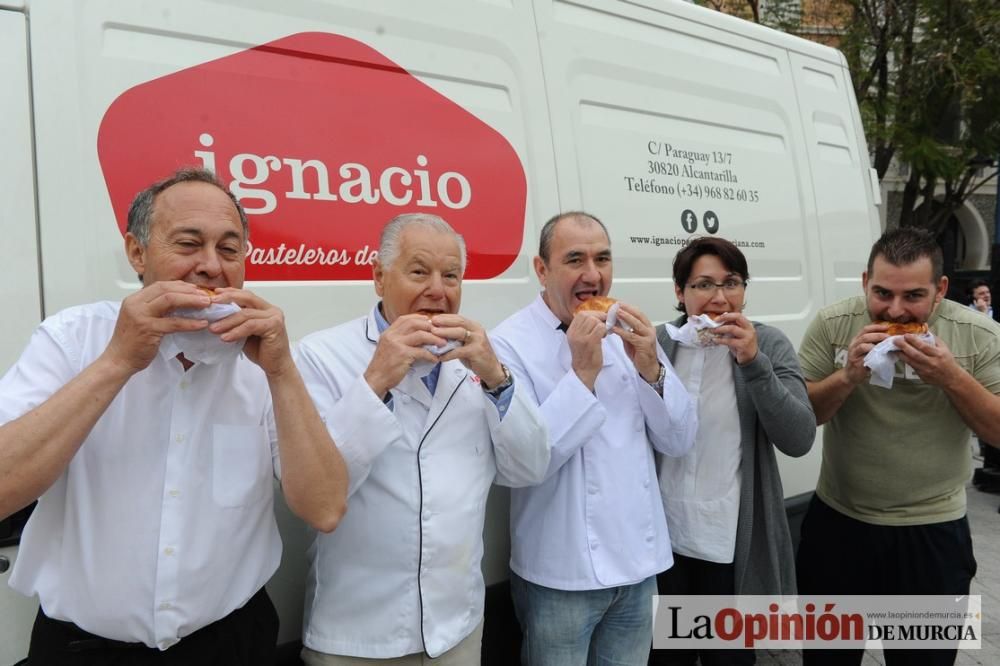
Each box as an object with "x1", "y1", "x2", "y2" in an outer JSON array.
[{"x1": 98, "y1": 32, "x2": 526, "y2": 281}]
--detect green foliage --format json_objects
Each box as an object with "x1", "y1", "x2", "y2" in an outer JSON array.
[
  {"x1": 702, "y1": 0, "x2": 1000, "y2": 231},
  {"x1": 888, "y1": 0, "x2": 1000, "y2": 229},
  {"x1": 759, "y1": 0, "x2": 802, "y2": 32}
]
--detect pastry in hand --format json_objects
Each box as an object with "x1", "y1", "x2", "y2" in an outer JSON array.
[
  {"x1": 574, "y1": 296, "x2": 617, "y2": 314},
  {"x1": 877, "y1": 321, "x2": 929, "y2": 336}
]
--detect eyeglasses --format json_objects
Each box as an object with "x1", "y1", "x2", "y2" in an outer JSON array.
[{"x1": 686, "y1": 278, "x2": 746, "y2": 293}]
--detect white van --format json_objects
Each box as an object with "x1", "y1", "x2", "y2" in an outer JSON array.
[{"x1": 0, "y1": 0, "x2": 880, "y2": 661}]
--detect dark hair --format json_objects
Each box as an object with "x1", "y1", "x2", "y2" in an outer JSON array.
[
  {"x1": 538, "y1": 211, "x2": 609, "y2": 262},
  {"x1": 127, "y1": 167, "x2": 249, "y2": 246},
  {"x1": 968, "y1": 278, "x2": 990, "y2": 301},
  {"x1": 866, "y1": 227, "x2": 943, "y2": 283},
  {"x1": 672, "y1": 237, "x2": 750, "y2": 313}
]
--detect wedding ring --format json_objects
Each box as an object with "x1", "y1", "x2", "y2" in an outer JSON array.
[{"x1": 464, "y1": 329, "x2": 472, "y2": 342}]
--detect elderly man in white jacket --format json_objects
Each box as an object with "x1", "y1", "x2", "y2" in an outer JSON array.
[{"x1": 294, "y1": 213, "x2": 550, "y2": 665}]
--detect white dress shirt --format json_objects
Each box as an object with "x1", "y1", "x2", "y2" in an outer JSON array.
[
  {"x1": 0, "y1": 302, "x2": 281, "y2": 650},
  {"x1": 294, "y1": 306, "x2": 549, "y2": 659},
  {"x1": 490, "y1": 295, "x2": 698, "y2": 590},
  {"x1": 658, "y1": 345, "x2": 741, "y2": 563}
]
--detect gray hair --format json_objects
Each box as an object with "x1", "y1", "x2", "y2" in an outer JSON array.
[
  {"x1": 538, "y1": 211, "x2": 609, "y2": 263},
  {"x1": 127, "y1": 167, "x2": 249, "y2": 247},
  {"x1": 377, "y1": 213, "x2": 467, "y2": 274}
]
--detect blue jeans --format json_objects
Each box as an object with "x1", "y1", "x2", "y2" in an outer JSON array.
[{"x1": 511, "y1": 571, "x2": 656, "y2": 666}]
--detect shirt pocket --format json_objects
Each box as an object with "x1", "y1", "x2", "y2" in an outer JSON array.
[{"x1": 212, "y1": 424, "x2": 272, "y2": 507}]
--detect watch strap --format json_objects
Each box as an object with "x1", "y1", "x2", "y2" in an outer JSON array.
[{"x1": 483, "y1": 364, "x2": 513, "y2": 396}]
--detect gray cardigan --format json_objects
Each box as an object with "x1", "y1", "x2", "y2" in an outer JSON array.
[{"x1": 656, "y1": 317, "x2": 815, "y2": 595}]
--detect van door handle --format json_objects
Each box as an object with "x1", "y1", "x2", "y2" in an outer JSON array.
[{"x1": 0, "y1": 555, "x2": 9, "y2": 574}]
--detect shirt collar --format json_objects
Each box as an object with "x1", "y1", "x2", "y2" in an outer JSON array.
[
  {"x1": 373, "y1": 301, "x2": 390, "y2": 333},
  {"x1": 532, "y1": 293, "x2": 567, "y2": 333}
]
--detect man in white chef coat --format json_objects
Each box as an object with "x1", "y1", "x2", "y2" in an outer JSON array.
[
  {"x1": 0, "y1": 167, "x2": 347, "y2": 666},
  {"x1": 294, "y1": 212, "x2": 550, "y2": 665},
  {"x1": 491, "y1": 210, "x2": 697, "y2": 666}
]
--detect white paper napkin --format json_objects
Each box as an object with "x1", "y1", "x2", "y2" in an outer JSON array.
[
  {"x1": 164, "y1": 301, "x2": 245, "y2": 365},
  {"x1": 409, "y1": 339, "x2": 463, "y2": 378},
  {"x1": 664, "y1": 313, "x2": 725, "y2": 348},
  {"x1": 605, "y1": 302, "x2": 621, "y2": 331},
  {"x1": 863, "y1": 332, "x2": 935, "y2": 389}
]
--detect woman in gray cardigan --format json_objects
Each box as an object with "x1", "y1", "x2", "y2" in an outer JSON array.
[{"x1": 650, "y1": 237, "x2": 815, "y2": 666}]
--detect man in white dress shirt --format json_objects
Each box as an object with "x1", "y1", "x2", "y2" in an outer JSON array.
[
  {"x1": 294, "y1": 213, "x2": 549, "y2": 665},
  {"x1": 490, "y1": 211, "x2": 698, "y2": 666},
  {"x1": 0, "y1": 168, "x2": 347, "y2": 665}
]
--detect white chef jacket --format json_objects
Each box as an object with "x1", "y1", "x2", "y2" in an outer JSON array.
[
  {"x1": 658, "y1": 344, "x2": 741, "y2": 563},
  {"x1": 490, "y1": 295, "x2": 697, "y2": 590},
  {"x1": 294, "y1": 306, "x2": 549, "y2": 659},
  {"x1": 0, "y1": 302, "x2": 281, "y2": 650}
]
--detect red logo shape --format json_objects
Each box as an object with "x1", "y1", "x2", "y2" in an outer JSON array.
[{"x1": 98, "y1": 32, "x2": 526, "y2": 280}]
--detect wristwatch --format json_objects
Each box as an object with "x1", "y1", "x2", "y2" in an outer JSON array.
[
  {"x1": 647, "y1": 364, "x2": 666, "y2": 393},
  {"x1": 483, "y1": 364, "x2": 514, "y2": 397}
]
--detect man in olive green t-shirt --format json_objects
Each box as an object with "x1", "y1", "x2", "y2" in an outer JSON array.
[{"x1": 796, "y1": 227, "x2": 1000, "y2": 666}]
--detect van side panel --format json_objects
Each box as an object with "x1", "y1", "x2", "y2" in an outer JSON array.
[
  {"x1": 0, "y1": 9, "x2": 41, "y2": 370},
  {"x1": 788, "y1": 51, "x2": 882, "y2": 305},
  {"x1": 531, "y1": 0, "x2": 876, "y2": 497},
  {"x1": 29, "y1": 0, "x2": 558, "y2": 340},
  {"x1": 780, "y1": 51, "x2": 883, "y2": 492},
  {"x1": 533, "y1": 0, "x2": 824, "y2": 328},
  {"x1": 0, "y1": 9, "x2": 42, "y2": 660}
]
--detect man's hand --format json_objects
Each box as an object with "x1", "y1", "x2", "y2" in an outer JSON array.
[
  {"x1": 364, "y1": 314, "x2": 445, "y2": 398},
  {"x1": 104, "y1": 281, "x2": 212, "y2": 374},
  {"x1": 431, "y1": 314, "x2": 507, "y2": 388},
  {"x1": 567, "y1": 311, "x2": 607, "y2": 391},
  {"x1": 209, "y1": 288, "x2": 295, "y2": 377},
  {"x1": 1, "y1": 281, "x2": 209, "y2": 519},
  {"x1": 974, "y1": 297, "x2": 990, "y2": 314},
  {"x1": 713, "y1": 312, "x2": 759, "y2": 366},
  {"x1": 611, "y1": 303, "x2": 661, "y2": 382},
  {"x1": 896, "y1": 334, "x2": 963, "y2": 388},
  {"x1": 842, "y1": 323, "x2": 890, "y2": 385}
]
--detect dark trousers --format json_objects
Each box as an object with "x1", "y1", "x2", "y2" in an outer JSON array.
[
  {"x1": 27, "y1": 586, "x2": 278, "y2": 666},
  {"x1": 649, "y1": 552, "x2": 756, "y2": 666},
  {"x1": 796, "y1": 495, "x2": 976, "y2": 666}
]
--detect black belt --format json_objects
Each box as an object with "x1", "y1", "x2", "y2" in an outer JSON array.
[
  {"x1": 40, "y1": 586, "x2": 270, "y2": 653},
  {"x1": 44, "y1": 615, "x2": 148, "y2": 653}
]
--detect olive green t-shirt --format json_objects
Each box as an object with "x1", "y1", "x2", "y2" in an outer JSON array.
[{"x1": 798, "y1": 296, "x2": 1000, "y2": 525}]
